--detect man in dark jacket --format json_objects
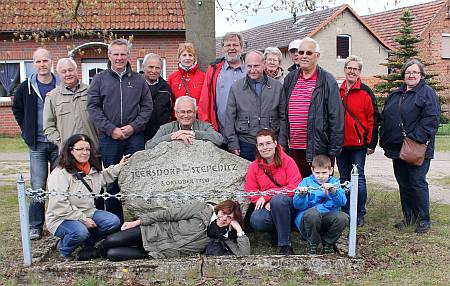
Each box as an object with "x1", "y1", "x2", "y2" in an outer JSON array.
[
  {"x1": 225, "y1": 50, "x2": 286, "y2": 161},
  {"x1": 12, "y1": 48, "x2": 59, "y2": 240},
  {"x1": 141, "y1": 53, "x2": 172, "y2": 142},
  {"x1": 284, "y1": 37, "x2": 344, "y2": 179},
  {"x1": 88, "y1": 39, "x2": 153, "y2": 223},
  {"x1": 337, "y1": 55, "x2": 380, "y2": 227}
]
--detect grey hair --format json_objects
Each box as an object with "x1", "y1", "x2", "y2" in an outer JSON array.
[
  {"x1": 33, "y1": 47, "x2": 52, "y2": 61},
  {"x1": 221, "y1": 32, "x2": 244, "y2": 48},
  {"x1": 142, "y1": 53, "x2": 163, "y2": 68},
  {"x1": 300, "y1": 37, "x2": 320, "y2": 53},
  {"x1": 108, "y1": 39, "x2": 132, "y2": 55},
  {"x1": 245, "y1": 50, "x2": 264, "y2": 62},
  {"x1": 264, "y1": 47, "x2": 282, "y2": 63},
  {"x1": 401, "y1": 58, "x2": 425, "y2": 78},
  {"x1": 344, "y1": 55, "x2": 363, "y2": 71},
  {"x1": 174, "y1": 96, "x2": 198, "y2": 112},
  {"x1": 56, "y1": 58, "x2": 77, "y2": 73}
]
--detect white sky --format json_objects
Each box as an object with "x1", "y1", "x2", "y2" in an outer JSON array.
[{"x1": 215, "y1": 0, "x2": 436, "y2": 36}]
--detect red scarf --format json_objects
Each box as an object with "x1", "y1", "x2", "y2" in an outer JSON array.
[{"x1": 76, "y1": 162, "x2": 91, "y2": 175}]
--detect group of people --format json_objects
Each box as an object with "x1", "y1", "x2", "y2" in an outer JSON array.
[{"x1": 12, "y1": 31, "x2": 440, "y2": 260}]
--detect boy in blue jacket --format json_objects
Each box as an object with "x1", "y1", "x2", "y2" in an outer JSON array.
[{"x1": 293, "y1": 155, "x2": 349, "y2": 255}]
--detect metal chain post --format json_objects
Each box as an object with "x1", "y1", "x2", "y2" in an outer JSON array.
[
  {"x1": 348, "y1": 164, "x2": 359, "y2": 257},
  {"x1": 17, "y1": 173, "x2": 32, "y2": 267}
]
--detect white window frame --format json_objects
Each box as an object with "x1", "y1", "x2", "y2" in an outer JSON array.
[
  {"x1": 336, "y1": 34, "x2": 351, "y2": 61},
  {"x1": 81, "y1": 61, "x2": 108, "y2": 85},
  {"x1": 137, "y1": 58, "x2": 167, "y2": 80},
  {"x1": 442, "y1": 33, "x2": 450, "y2": 59}
]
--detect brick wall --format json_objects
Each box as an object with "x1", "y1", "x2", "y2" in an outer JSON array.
[
  {"x1": 0, "y1": 32, "x2": 185, "y2": 136},
  {"x1": 417, "y1": 3, "x2": 450, "y2": 100}
]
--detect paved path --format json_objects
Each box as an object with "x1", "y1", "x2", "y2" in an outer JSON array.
[
  {"x1": 362, "y1": 148, "x2": 450, "y2": 204},
  {"x1": 1, "y1": 151, "x2": 449, "y2": 204}
]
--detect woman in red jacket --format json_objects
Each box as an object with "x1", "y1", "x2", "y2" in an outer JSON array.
[
  {"x1": 245, "y1": 128, "x2": 301, "y2": 255},
  {"x1": 167, "y1": 42, "x2": 205, "y2": 109}
]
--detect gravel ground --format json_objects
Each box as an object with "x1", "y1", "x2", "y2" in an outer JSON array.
[{"x1": 1, "y1": 150, "x2": 449, "y2": 204}]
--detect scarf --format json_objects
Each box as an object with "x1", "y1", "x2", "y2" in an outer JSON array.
[{"x1": 76, "y1": 162, "x2": 91, "y2": 175}]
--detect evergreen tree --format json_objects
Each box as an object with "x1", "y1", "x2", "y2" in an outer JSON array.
[{"x1": 374, "y1": 9, "x2": 420, "y2": 94}]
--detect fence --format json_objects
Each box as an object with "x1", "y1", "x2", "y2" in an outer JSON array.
[{"x1": 16, "y1": 165, "x2": 360, "y2": 266}]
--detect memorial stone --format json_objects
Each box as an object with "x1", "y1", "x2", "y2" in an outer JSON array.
[{"x1": 118, "y1": 140, "x2": 251, "y2": 216}]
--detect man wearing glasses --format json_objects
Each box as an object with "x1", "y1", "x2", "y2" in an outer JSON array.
[
  {"x1": 337, "y1": 55, "x2": 380, "y2": 228},
  {"x1": 145, "y1": 96, "x2": 223, "y2": 149},
  {"x1": 287, "y1": 39, "x2": 302, "y2": 72},
  {"x1": 283, "y1": 37, "x2": 344, "y2": 179}
]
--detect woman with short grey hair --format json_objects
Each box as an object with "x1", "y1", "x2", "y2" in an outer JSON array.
[
  {"x1": 380, "y1": 58, "x2": 440, "y2": 234},
  {"x1": 264, "y1": 47, "x2": 284, "y2": 82}
]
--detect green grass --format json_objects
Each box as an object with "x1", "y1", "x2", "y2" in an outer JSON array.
[
  {"x1": 435, "y1": 135, "x2": 450, "y2": 152},
  {"x1": 1, "y1": 182, "x2": 449, "y2": 285},
  {"x1": 436, "y1": 123, "x2": 450, "y2": 136},
  {"x1": 433, "y1": 175, "x2": 450, "y2": 187},
  {"x1": 0, "y1": 136, "x2": 27, "y2": 153}
]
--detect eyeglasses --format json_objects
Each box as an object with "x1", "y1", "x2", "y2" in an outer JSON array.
[
  {"x1": 223, "y1": 43, "x2": 241, "y2": 49},
  {"x1": 298, "y1": 50, "x2": 315, "y2": 56},
  {"x1": 345, "y1": 67, "x2": 360, "y2": 72},
  {"x1": 289, "y1": 49, "x2": 299, "y2": 54},
  {"x1": 257, "y1": 141, "x2": 275, "y2": 148},
  {"x1": 265, "y1": 58, "x2": 279, "y2": 63},
  {"x1": 176, "y1": 110, "x2": 195, "y2": 115},
  {"x1": 217, "y1": 213, "x2": 234, "y2": 221},
  {"x1": 405, "y1": 71, "x2": 421, "y2": 76},
  {"x1": 72, "y1": 147, "x2": 91, "y2": 152}
]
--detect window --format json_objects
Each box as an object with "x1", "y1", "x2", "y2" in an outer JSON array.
[
  {"x1": 442, "y1": 34, "x2": 450, "y2": 59},
  {"x1": 137, "y1": 58, "x2": 167, "y2": 80},
  {"x1": 336, "y1": 35, "x2": 351, "y2": 59},
  {"x1": 0, "y1": 61, "x2": 35, "y2": 97}
]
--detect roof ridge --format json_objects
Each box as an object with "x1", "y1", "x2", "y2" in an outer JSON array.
[{"x1": 362, "y1": 0, "x2": 445, "y2": 18}]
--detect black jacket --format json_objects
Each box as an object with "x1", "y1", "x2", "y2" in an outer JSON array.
[
  {"x1": 12, "y1": 74, "x2": 58, "y2": 148},
  {"x1": 283, "y1": 66, "x2": 344, "y2": 162},
  {"x1": 87, "y1": 62, "x2": 153, "y2": 136},
  {"x1": 380, "y1": 79, "x2": 440, "y2": 159},
  {"x1": 144, "y1": 77, "x2": 172, "y2": 141}
]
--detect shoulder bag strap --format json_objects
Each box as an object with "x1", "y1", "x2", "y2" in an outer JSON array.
[
  {"x1": 341, "y1": 93, "x2": 368, "y2": 133},
  {"x1": 263, "y1": 168, "x2": 283, "y2": 188},
  {"x1": 74, "y1": 172, "x2": 96, "y2": 193},
  {"x1": 180, "y1": 75, "x2": 191, "y2": 97}
]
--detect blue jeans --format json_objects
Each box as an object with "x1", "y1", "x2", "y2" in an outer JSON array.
[
  {"x1": 238, "y1": 140, "x2": 255, "y2": 161},
  {"x1": 99, "y1": 133, "x2": 144, "y2": 223},
  {"x1": 337, "y1": 148, "x2": 367, "y2": 219},
  {"x1": 54, "y1": 210, "x2": 120, "y2": 257},
  {"x1": 250, "y1": 195, "x2": 294, "y2": 246},
  {"x1": 29, "y1": 142, "x2": 58, "y2": 230},
  {"x1": 393, "y1": 159, "x2": 431, "y2": 225}
]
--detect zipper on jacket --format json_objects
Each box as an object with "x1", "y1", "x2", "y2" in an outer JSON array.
[
  {"x1": 119, "y1": 76, "x2": 123, "y2": 126},
  {"x1": 354, "y1": 123, "x2": 362, "y2": 143}
]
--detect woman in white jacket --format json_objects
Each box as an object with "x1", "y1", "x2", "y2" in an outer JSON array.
[{"x1": 46, "y1": 134, "x2": 129, "y2": 259}]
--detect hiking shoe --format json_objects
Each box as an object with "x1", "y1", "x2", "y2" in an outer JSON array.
[
  {"x1": 394, "y1": 220, "x2": 408, "y2": 230},
  {"x1": 278, "y1": 245, "x2": 294, "y2": 255},
  {"x1": 415, "y1": 222, "x2": 431, "y2": 234},
  {"x1": 322, "y1": 243, "x2": 336, "y2": 254},
  {"x1": 30, "y1": 229, "x2": 42, "y2": 240},
  {"x1": 357, "y1": 217, "x2": 365, "y2": 228},
  {"x1": 306, "y1": 243, "x2": 318, "y2": 255},
  {"x1": 77, "y1": 247, "x2": 102, "y2": 261}
]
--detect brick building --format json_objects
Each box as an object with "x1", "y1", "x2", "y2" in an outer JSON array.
[
  {"x1": 0, "y1": 0, "x2": 186, "y2": 136},
  {"x1": 363, "y1": 0, "x2": 450, "y2": 99}
]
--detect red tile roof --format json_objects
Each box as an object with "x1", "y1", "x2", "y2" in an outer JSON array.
[
  {"x1": 217, "y1": 4, "x2": 392, "y2": 55},
  {"x1": 362, "y1": 0, "x2": 446, "y2": 49},
  {"x1": 0, "y1": 0, "x2": 185, "y2": 32}
]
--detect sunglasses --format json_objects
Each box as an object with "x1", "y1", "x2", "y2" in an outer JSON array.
[{"x1": 298, "y1": 50, "x2": 315, "y2": 56}]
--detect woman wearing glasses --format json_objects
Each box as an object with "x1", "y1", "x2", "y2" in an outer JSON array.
[
  {"x1": 244, "y1": 129, "x2": 301, "y2": 255},
  {"x1": 46, "y1": 134, "x2": 129, "y2": 259},
  {"x1": 380, "y1": 59, "x2": 440, "y2": 234},
  {"x1": 76, "y1": 200, "x2": 250, "y2": 261},
  {"x1": 264, "y1": 47, "x2": 285, "y2": 82}
]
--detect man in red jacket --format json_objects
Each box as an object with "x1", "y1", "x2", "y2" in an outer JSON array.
[
  {"x1": 198, "y1": 32, "x2": 247, "y2": 136},
  {"x1": 336, "y1": 55, "x2": 380, "y2": 227}
]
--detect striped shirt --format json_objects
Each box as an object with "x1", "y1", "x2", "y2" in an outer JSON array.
[{"x1": 288, "y1": 69, "x2": 318, "y2": 149}]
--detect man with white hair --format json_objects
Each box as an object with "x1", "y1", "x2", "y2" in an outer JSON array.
[
  {"x1": 141, "y1": 53, "x2": 172, "y2": 142},
  {"x1": 145, "y1": 96, "x2": 223, "y2": 149},
  {"x1": 44, "y1": 58, "x2": 98, "y2": 148},
  {"x1": 12, "y1": 47, "x2": 60, "y2": 240},
  {"x1": 284, "y1": 37, "x2": 344, "y2": 179}
]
